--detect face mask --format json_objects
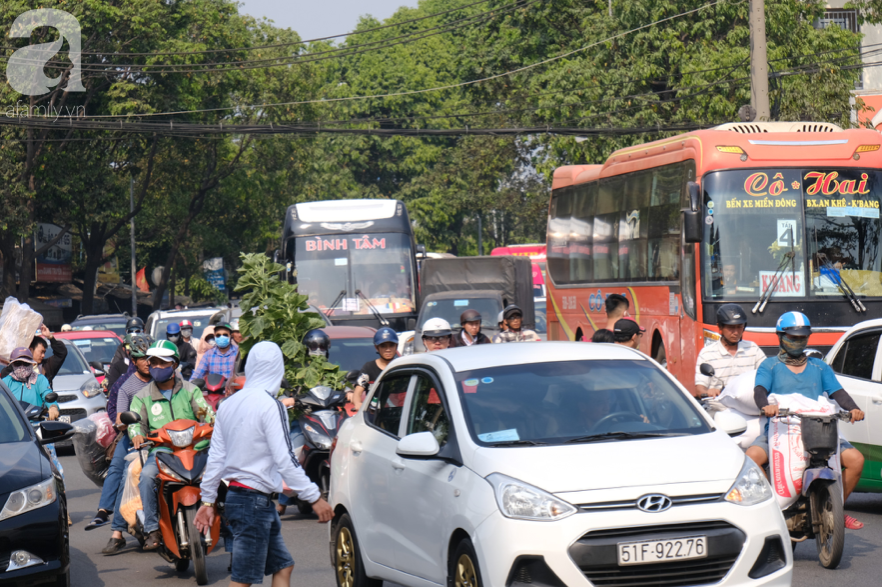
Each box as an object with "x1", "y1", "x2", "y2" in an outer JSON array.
[
  {"x1": 12, "y1": 363, "x2": 34, "y2": 382},
  {"x1": 181, "y1": 329, "x2": 193, "y2": 338},
  {"x1": 215, "y1": 335, "x2": 231, "y2": 349},
  {"x1": 168, "y1": 334, "x2": 180, "y2": 343},
  {"x1": 308, "y1": 348, "x2": 328, "y2": 358},
  {"x1": 149, "y1": 364, "x2": 175, "y2": 383},
  {"x1": 781, "y1": 335, "x2": 808, "y2": 357}
]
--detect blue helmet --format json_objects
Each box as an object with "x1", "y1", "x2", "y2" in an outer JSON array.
[
  {"x1": 166, "y1": 322, "x2": 181, "y2": 335},
  {"x1": 776, "y1": 311, "x2": 811, "y2": 336},
  {"x1": 373, "y1": 327, "x2": 399, "y2": 346}
]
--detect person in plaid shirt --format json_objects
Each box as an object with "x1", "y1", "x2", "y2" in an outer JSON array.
[
  {"x1": 492, "y1": 305, "x2": 541, "y2": 343},
  {"x1": 190, "y1": 322, "x2": 239, "y2": 380}
]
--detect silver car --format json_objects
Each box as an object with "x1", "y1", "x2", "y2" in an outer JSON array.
[{"x1": 46, "y1": 339, "x2": 106, "y2": 447}]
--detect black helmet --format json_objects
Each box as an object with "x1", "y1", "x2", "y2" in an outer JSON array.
[
  {"x1": 126, "y1": 317, "x2": 145, "y2": 333},
  {"x1": 503, "y1": 304, "x2": 523, "y2": 321},
  {"x1": 304, "y1": 329, "x2": 331, "y2": 358},
  {"x1": 716, "y1": 304, "x2": 747, "y2": 326},
  {"x1": 460, "y1": 309, "x2": 481, "y2": 325}
]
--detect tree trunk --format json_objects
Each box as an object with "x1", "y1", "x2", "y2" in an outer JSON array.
[
  {"x1": 0, "y1": 235, "x2": 17, "y2": 297},
  {"x1": 81, "y1": 249, "x2": 104, "y2": 316},
  {"x1": 169, "y1": 268, "x2": 176, "y2": 307},
  {"x1": 17, "y1": 235, "x2": 35, "y2": 303},
  {"x1": 153, "y1": 212, "x2": 197, "y2": 310}
]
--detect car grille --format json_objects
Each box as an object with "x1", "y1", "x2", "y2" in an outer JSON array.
[
  {"x1": 59, "y1": 408, "x2": 87, "y2": 422},
  {"x1": 56, "y1": 394, "x2": 78, "y2": 404},
  {"x1": 569, "y1": 521, "x2": 744, "y2": 587},
  {"x1": 577, "y1": 493, "x2": 724, "y2": 512},
  {"x1": 0, "y1": 551, "x2": 8, "y2": 572}
]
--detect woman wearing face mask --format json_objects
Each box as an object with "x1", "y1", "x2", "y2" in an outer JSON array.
[
  {"x1": 190, "y1": 323, "x2": 238, "y2": 381},
  {"x1": 746, "y1": 311, "x2": 866, "y2": 530}
]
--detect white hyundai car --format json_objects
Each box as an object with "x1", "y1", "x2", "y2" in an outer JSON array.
[{"x1": 329, "y1": 343, "x2": 792, "y2": 587}]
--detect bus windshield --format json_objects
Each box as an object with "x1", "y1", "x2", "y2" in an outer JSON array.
[
  {"x1": 294, "y1": 232, "x2": 416, "y2": 315},
  {"x1": 701, "y1": 169, "x2": 882, "y2": 300}
]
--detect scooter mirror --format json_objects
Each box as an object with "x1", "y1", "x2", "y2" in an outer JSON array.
[
  {"x1": 44, "y1": 392, "x2": 59, "y2": 404},
  {"x1": 345, "y1": 370, "x2": 360, "y2": 383},
  {"x1": 119, "y1": 411, "x2": 141, "y2": 425},
  {"x1": 699, "y1": 363, "x2": 715, "y2": 377}
]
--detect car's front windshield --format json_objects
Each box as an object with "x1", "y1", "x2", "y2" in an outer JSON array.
[
  {"x1": 0, "y1": 385, "x2": 28, "y2": 443},
  {"x1": 294, "y1": 232, "x2": 416, "y2": 315},
  {"x1": 455, "y1": 360, "x2": 710, "y2": 446},
  {"x1": 45, "y1": 342, "x2": 91, "y2": 376},
  {"x1": 701, "y1": 169, "x2": 882, "y2": 300},
  {"x1": 71, "y1": 337, "x2": 120, "y2": 364},
  {"x1": 73, "y1": 322, "x2": 126, "y2": 337},
  {"x1": 420, "y1": 297, "x2": 502, "y2": 332},
  {"x1": 156, "y1": 315, "x2": 214, "y2": 340}
]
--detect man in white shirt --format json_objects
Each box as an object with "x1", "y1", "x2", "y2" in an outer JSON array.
[
  {"x1": 694, "y1": 304, "x2": 766, "y2": 398},
  {"x1": 195, "y1": 341, "x2": 332, "y2": 587}
]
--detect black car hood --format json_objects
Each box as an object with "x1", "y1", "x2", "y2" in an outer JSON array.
[{"x1": 0, "y1": 442, "x2": 46, "y2": 494}]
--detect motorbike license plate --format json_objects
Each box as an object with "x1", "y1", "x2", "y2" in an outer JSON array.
[
  {"x1": 617, "y1": 536, "x2": 707, "y2": 565},
  {"x1": 59, "y1": 415, "x2": 71, "y2": 424}
]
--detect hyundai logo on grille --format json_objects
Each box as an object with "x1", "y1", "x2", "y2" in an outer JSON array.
[{"x1": 637, "y1": 494, "x2": 672, "y2": 513}]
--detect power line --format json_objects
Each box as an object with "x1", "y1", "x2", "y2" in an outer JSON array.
[
  {"x1": 0, "y1": 0, "x2": 499, "y2": 57},
  {"x1": 57, "y1": 0, "x2": 740, "y2": 119}
]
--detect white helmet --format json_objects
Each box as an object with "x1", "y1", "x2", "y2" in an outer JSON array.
[
  {"x1": 61, "y1": 324, "x2": 72, "y2": 332},
  {"x1": 422, "y1": 318, "x2": 452, "y2": 338}
]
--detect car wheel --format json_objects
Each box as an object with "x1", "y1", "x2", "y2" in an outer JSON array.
[
  {"x1": 449, "y1": 537, "x2": 482, "y2": 587},
  {"x1": 334, "y1": 513, "x2": 380, "y2": 587}
]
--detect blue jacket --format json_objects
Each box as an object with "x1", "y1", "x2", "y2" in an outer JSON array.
[{"x1": 3, "y1": 374, "x2": 58, "y2": 411}]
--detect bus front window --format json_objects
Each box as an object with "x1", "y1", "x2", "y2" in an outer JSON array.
[
  {"x1": 701, "y1": 170, "x2": 806, "y2": 300},
  {"x1": 294, "y1": 232, "x2": 416, "y2": 315},
  {"x1": 804, "y1": 170, "x2": 882, "y2": 298}
]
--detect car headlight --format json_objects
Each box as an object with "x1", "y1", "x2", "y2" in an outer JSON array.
[
  {"x1": 167, "y1": 426, "x2": 195, "y2": 448},
  {"x1": 402, "y1": 336, "x2": 414, "y2": 356},
  {"x1": 80, "y1": 380, "x2": 103, "y2": 398},
  {"x1": 158, "y1": 460, "x2": 186, "y2": 482},
  {"x1": 303, "y1": 424, "x2": 332, "y2": 450},
  {"x1": 725, "y1": 456, "x2": 773, "y2": 506},
  {"x1": 0, "y1": 477, "x2": 57, "y2": 521},
  {"x1": 485, "y1": 473, "x2": 576, "y2": 521},
  {"x1": 703, "y1": 329, "x2": 721, "y2": 348}
]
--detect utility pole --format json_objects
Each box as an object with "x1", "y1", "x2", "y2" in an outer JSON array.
[
  {"x1": 130, "y1": 175, "x2": 137, "y2": 316},
  {"x1": 477, "y1": 214, "x2": 483, "y2": 256},
  {"x1": 748, "y1": 0, "x2": 770, "y2": 121}
]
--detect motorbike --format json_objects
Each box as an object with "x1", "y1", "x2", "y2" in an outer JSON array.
[
  {"x1": 698, "y1": 363, "x2": 849, "y2": 569},
  {"x1": 119, "y1": 411, "x2": 223, "y2": 585},
  {"x1": 189, "y1": 373, "x2": 226, "y2": 410},
  {"x1": 289, "y1": 383, "x2": 350, "y2": 515}
]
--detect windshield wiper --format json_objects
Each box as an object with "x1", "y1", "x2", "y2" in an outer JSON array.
[
  {"x1": 486, "y1": 439, "x2": 547, "y2": 447},
  {"x1": 325, "y1": 290, "x2": 346, "y2": 317},
  {"x1": 753, "y1": 226, "x2": 795, "y2": 314},
  {"x1": 565, "y1": 431, "x2": 685, "y2": 444},
  {"x1": 818, "y1": 254, "x2": 867, "y2": 313},
  {"x1": 354, "y1": 289, "x2": 390, "y2": 326}
]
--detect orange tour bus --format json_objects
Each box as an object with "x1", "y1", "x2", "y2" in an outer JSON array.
[{"x1": 546, "y1": 121, "x2": 882, "y2": 390}]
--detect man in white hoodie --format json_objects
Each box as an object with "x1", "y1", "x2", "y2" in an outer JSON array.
[{"x1": 195, "y1": 341, "x2": 332, "y2": 587}]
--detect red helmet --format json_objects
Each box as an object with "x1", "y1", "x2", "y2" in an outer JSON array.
[{"x1": 180, "y1": 320, "x2": 193, "y2": 328}]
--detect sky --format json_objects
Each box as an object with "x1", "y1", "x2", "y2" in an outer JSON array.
[{"x1": 237, "y1": 0, "x2": 420, "y2": 41}]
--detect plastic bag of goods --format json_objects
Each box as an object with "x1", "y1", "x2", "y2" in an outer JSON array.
[
  {"x1": 89, "y1": 412, "x2": 116, "y2": 448},
  {"x1": 719, "y1": 370, "x2": 761, "y2": 415},
  {"x1": 120, "y1": 453, "x2": 144, "y2": 527},
  {"x1": 0, "y1": 297, "x2": 45, "y2": 363},
  {"x1": 71, "y1": 418, "x2": 110, "y2": 488},
  {"x1": 767, "y1": 394, "x2": 837, "y2": 509}
]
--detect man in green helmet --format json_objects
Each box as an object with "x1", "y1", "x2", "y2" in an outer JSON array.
[{"x1": 127, "y1": 340, "x2": 215, "y2": 550}]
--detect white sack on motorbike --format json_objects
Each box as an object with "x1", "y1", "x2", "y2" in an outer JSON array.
[
  {"x1": 718, "y1": 370, "x2": 761, "y2": 415},
  {"x1": 767, "y1": 394, "x2": 837, "y2": 510}
]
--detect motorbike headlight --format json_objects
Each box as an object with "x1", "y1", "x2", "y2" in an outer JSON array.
[
  {"x1": 303, "y1": 424, "x2": 332, "y2": 450},
  {"x1": 158, "y1": 460, "x2": 186, "y2": 482},
  {"x1": 402, "y1": 336, "x2": 414, "y2": 356},
  {"x1": 167, "y1": 426, "x2": 195, "y2": 448},
  {"x1": 725, "y1": 456, "x2": 773, "y2": 506},
  {"x1": 0, "y1": 477, "x2": 57, "y2": 521},
  {"x1": 80, "y1": 380, "x2": 104, "y2": 398},
  {"x1": 485, "y1": 473, "x2": 576, "y2": 521}
]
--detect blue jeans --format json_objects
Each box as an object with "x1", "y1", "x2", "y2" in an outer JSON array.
[
  {"x1": 99, "y1": 434, "x2": 130, "y2": 513},
  {"x1": 110, "y1": 436, "x2": 134, "y2": 532},
  {"x1": 223, "y1": 487, "x2": 295, "y2": 584},
  {"x1": 138, "y1": 457, "x2": 160, "y2": 534}
]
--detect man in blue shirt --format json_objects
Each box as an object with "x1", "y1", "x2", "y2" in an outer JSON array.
[
  {"x1": 746, "y1": 312, "x2": 866, "y2": 530},
  {"x1": 190, "y1": 323, "x2": 238, "y2": 381}
]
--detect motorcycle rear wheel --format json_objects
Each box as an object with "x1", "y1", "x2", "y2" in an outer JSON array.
[
  {"x1": 184, "y1": 506, "x2": 208, "y2": 585},
  {"x1": 812, "y1": 482, "x2": 844, "y2": 569}
]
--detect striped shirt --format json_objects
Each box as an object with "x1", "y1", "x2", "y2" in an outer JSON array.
[
  {"x1": 116, "y1": 373, "x2": 152, "y2": 419},
  {"x1": 694, "y1": 340, "x2": 767, "y2": 390}
]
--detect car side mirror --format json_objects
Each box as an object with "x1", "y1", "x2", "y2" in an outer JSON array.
[
  {"x1": 40, "y1": 421, "x2": 75, "y2": 445},
  {"x1": 683, "y1": 181, "x2": 703, "y2": 243},
  {"x1": 89, "y1": 360, "x2": 104, "y2": 371},
  {"x1": 119, "y1": 411, "x2": 141, "y2": 425},
  {"x1": 715, "y1": 410, "x2": 747, "y2": 437},
  {"x1": 396, "y1": 431, "x2": 440, "y2": 458},
  {"x1": 699, "y1": 363, "x2": 715, "y2": 377},
  {"x1": 44, "y1": 392, "x2": 58, "y2": 404}
]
